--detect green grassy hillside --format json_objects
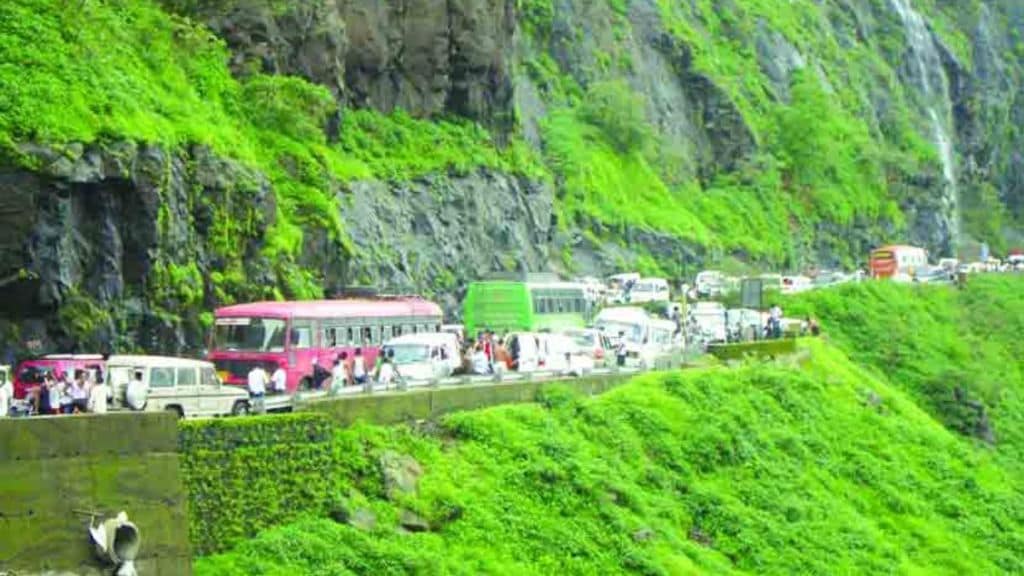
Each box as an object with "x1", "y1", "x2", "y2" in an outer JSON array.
[
  {"x1": 787, "y1": 276, "x2": 1024, "y2": 449},
  {"x1": 195, "y1": 303, "x2": 1024, "y2": 575},
  {"x1": 193, "y1": 278, "x2": 1024, "y2": 575}
]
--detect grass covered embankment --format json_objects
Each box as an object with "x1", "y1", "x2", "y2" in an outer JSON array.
[
  {"x1": 195, "y1": 281, "x2": 1024, "y2": 575},
  {"x1": 788, "y1": 275, "x2": 1024, "y2": 450}
]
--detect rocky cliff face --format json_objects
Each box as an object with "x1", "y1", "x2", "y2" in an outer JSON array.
[{"x1": 1, "y1": 0, "x2": 1022, "y2": 355}]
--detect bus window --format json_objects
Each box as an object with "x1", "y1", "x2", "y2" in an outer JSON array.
[
  {"x1": 412, "y1": 325, "x2": 419, "y2": 334},
  {"x1": 363, "y1": 326, "x2": 374, "y2": 345},
  {"x1": 290, "y1": 320, "x2": 313, "y2": 349},
  {"x1": 382, "y1": 325, "x2": 392, "y2": 341},
  {"x1": 346, "y1": 327, "x2": 355, "y2": 346},
  {"x1": 394, "y1": 325, "x2": 403, "y2": 337},
  {"x1": 324, "y1": 328, "x2": 337, "y2": 348}
]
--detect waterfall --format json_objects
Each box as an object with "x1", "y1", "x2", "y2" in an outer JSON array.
[{"x1": 888, "y1": 0, "x2": 960, "y2": 242}]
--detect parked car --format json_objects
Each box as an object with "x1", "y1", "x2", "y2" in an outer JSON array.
[
  {"x1": 562, "y1": 328, "x2": 613, "y2": 367},
  {"x1": 914, "y1": 265, "x2": 953, "y2": 284},
  {"x1": 628, "y1": 278, "x2": 671, "y2": 304},
  {"x1": 382, "y1": 333, "x2": 460, "y2": 381},
  {"x1": 506, "y1": 332, "x2": 593, "y2": 376},
  {"x1": 106, "y1": 355, "x2": 250, "y2": 418},
  {"x1": 695, "y1": 271, "x2": 726, "y2": 298}
]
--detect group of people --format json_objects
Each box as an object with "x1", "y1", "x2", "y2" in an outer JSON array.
[
  {"x1": 19, "y1": 370, "x2": 111, "y2": 416},
  {"x1": 244, "y1": 347, "x2": 402, "y2": 412},
  {"x1": 465, "y1": 331, "x2": 513, "y2": 375}
]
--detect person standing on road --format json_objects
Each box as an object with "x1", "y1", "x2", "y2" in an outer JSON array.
[
  {"x1": 70, "y1": 371, "x2": 89, "y2": 413},
  {"x1": 352, "y1": 348, "x2": 368, "y2": 387},
  {"x1": 58, "y1": 373, "x2": 74, "y2": 415},
  {"x1": 615, "y1": 331, "x2": 628, "y2": 368},
  {"x1": 126, "y1": 370, "x2": 147, "y2": 411},
  {"x1": 44, "y1": 375, "x2": 60, "y2": 415},
  {"x1": 375, "y1": 348, "x2": 397, "y2": 390},
  {"x1": 88, "y1": 376, "x2": 110, "y2": 414},
  {"x1": 270, "y1": 362, "x2": 288, "y2": 395},
  {"x1": 769, "y1": 304, "x2": 783, "y2": 339},
  {"x1": 331, "y1": 354, "x2": 349, "y2": 395},
  {"x1": 246, "y1": 364, "x2": 267, "y2": 414},
  {"x1": 0, "y1": 373, "x2": 12, "y2": 418}
]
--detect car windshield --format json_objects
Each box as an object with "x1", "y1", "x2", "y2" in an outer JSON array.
[
  {"x1": 568, "y1": 332, "x2": 596, "y2": 347},
  {"x1": 214, "y1": 318, "x2": 287, "y2": 352},
  {"x1": 387, "y1": 344, "x2": 430, "y2": 364}
]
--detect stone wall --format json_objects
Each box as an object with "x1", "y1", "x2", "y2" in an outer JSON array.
[
  {"x1": 299, "y1": 374, "x2": 631, "y2": 426},
  {"x1": 0, "y1": 412, "x2": 191, "y2": 575}
]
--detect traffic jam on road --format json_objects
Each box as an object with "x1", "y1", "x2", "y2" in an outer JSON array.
[{"x1": 1, "y1": 244, "x2": 1019, "y2": 419}]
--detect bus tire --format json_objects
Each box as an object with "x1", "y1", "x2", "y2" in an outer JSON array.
[
  {"x1": 300, "y1": 377, "x2": 313, "y2": 391},
  {"x1": 164, "y1": 405, "x2": 184, "y2": 419},
  {"x1": 231, "y1": 400, "x2": 251, "y2": 416}
]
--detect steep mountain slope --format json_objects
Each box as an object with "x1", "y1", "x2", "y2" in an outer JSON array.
[{"x1": 0, "y1": 0, "x2": 1022, "y2": 353}]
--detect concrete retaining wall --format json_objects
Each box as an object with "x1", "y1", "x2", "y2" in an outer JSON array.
[
  {"x1": 0, "y1": 412, "x2": 191, "y2": 575},
  {"x1": 300, "y1": 374, "x2": 633, "y2": 426}
]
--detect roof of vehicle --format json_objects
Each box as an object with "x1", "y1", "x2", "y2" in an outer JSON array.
[
  {"x1": 695, "y1": 270, "x2": 723, "y2": 279},
  {"x1": 595, "y1": 307, "x2": 651, "y2": 323},
  {"x1": 41, "y1": 354, "x2": 105, "y2": 360},
  {"x1": 526, "y1": 281, "x2": 588, "y2": 291},
  {"x1": 106, "y1": 355, "x2": 214, "y2": 369},
  {"x1": 385, "y1": 333, "x2": 458, "y2": 346},
  {"x1": 872, "y1": 245, "x2": 926, "y2": 253},
  {"x1": 691, "y1": 302, "x2": 725, "y2": 312},
  {"x1": 216, "y1": 298, "x2": 442, "y2": 319}
]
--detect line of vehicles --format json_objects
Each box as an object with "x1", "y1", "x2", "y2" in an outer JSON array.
[{"x1": 7, "y1": 245, "x2": 1020, "y2": 419}]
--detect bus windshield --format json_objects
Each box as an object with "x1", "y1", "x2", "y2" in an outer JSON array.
[{"x1": 214, "y1": 318, "x2": 287, "y2": 352}]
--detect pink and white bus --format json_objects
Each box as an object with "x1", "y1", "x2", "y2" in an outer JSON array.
[{"x1": 208, "y1": 298, "x2": 443, "y2": 392}]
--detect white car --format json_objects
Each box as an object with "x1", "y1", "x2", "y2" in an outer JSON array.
[
  {"x1": 106, "y1": 355, "x2": 251, "y2": 418},
  {"x1": 382, "y1": 333, "x2": 460, "y2": 381},
  {"x1": 695, "y1": 271, "x2": 726, "y2": 298},
  {"x1": 507, "y1": 332, "x2": 594, "y2": 376}
]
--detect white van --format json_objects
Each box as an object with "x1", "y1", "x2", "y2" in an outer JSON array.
[
  {"x1": 507, "y1": 333, "x2": 593, "y2": 376},
  {"x1": 595, "y1": 307, "x2": 679, "y2": 369},
  {"x1": 688, "y1": 301, "x2": 727, "y2": 345},
  {"x1": 695, "y1": 271, "x2": 725, "y2": 298},
  {"x1": 629, "y1": 278, "x2": 671, "y2": 304},
  {"x1": 382, "y1": 333, "x2": 460, "y2": 381},
  {"x1": 106, "y1": 355, "x2": 250, "y2": 418}
]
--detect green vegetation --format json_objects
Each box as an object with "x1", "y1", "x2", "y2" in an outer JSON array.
[
  {"x1": 179, "y1": 414, "x2": 342, "y2": 555},
  {"x1": 0, "y1": 0, "x2": 540, "y2": 315},
  {"x1": 196, "y1": 338, "x2": 1024, "y2": 574},
  {"x1": 787, "y1": 275, "x2": 1024, "y2": 445}
]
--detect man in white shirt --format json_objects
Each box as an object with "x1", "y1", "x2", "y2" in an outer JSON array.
[
  {"x1": 125, "y1": 370, "x2": 147, "y2": 411},
  {"x1": 331, "y1": 354, "x2": 349, "y2": 395},
  {"x1": 270, "y1": 363, "x2": 288, "y2": 395},
  {"x1": 247, "y1": 365, "x2": 267, "y2": 414},
  {"x1": 0, "y1": 375, "x2": 12, "y2": 418},
  {"x1": 88, "y1": 379, "x2": 110, "y2": 414}
]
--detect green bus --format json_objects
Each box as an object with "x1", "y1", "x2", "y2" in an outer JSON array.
[{"x1": 463, "y1": 281, "x2": 592, "y2": 336}]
